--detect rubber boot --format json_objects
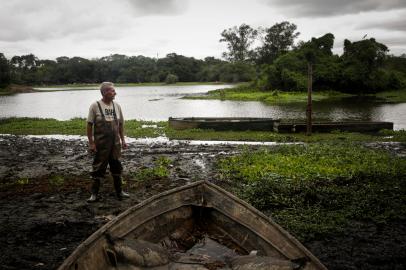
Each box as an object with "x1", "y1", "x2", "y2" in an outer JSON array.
[
  {"x1": 87, "y1": 177, "x2": 100, "y2": 202},
  {"x1": 113, "y1": 175, "x2": 129, "y2": 200}
]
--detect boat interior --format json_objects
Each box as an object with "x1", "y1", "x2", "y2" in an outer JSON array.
[
  {"x1": 104, "y1": 205, "x2": 303, "y2": 270},
  {"x1": 60, "y1": 182, "x2": 324, "y2": 270}
]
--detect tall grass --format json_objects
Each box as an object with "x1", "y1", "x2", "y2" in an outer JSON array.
[
  {"x1": 0, "y1": 118, "x2": 167, "y2": 138},
  {"x1": 0, "y1": 117, "x2": 86, "y2": 135}
]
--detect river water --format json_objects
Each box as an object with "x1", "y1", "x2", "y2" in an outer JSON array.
[{"x1": 0, "y1": 85, "x2": 405, "y2": 130}]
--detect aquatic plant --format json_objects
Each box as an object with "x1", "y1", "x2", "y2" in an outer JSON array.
[
  {"x1": 16, "y1": 178, "x2": 30, "y2": 185},
  {"x1": 217, "y1": 143, "x2": 406, "y2": 240},
  {"x1": 134, "y1": 156, "x2": 172, "y2": 182}
]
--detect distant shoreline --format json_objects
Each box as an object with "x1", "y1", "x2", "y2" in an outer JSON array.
[
  {"x1": 0, "y1": 84, "x2": 34, "y2": 95},
  {"x1": 0, "y1": 82, "x2": 233, "y2": 94},
  {"x1": 33, "y1": 81, "x2": 230, "y2": 90}
]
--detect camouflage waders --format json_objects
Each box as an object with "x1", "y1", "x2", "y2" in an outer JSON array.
[{"x1": 90, "y1": 101, "x2": 123, "y2": 198}]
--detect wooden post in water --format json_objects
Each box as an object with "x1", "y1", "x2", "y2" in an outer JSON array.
[{"x1": 306, "y1": 62, "x2": 313, "y2": 136}]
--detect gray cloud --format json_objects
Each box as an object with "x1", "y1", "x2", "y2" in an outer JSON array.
[
  {"x1": 0, "y1": 0, "x2": 187, "y2": 43},
  {"x1": 379, "y1": 36, "x2": 406, "y2": 46},
  {"x1": 262, "y1": 0, "x2": 406, "y2": 17},
  {"x1": 0, "y1": 0, "x2": 130, "y2": 42},
  {"x1": 126, "y1": 0, "x2": 188, "y2": 15},
  {"x1": 1, "y1": 0, "x2": 406, "y2": 59},
  {"x1": 358, "y1": 16, "x2": 406, "y2": 32}
]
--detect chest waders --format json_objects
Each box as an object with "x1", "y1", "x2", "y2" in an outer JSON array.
[{"x1": 89, "y1": 101, "x2": 127, "y2": 201}]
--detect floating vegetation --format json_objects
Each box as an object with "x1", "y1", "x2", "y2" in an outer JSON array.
[{"x1": 217, "y1": 143, "x2": 406, "y2": 241}]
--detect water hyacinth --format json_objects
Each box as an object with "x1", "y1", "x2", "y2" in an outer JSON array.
[{"x1": 217, "y1": 142, "x2": 406, "y2": 240}]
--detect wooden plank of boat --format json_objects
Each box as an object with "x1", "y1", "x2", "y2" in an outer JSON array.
[
  {"x1": 169, "y1": 117, "x2": 280, "y2": 131},
  {"x1": 276, "y1": 121, "x2": 394, "y2": 133},
  {"x1": 58, "y1": 181, "x2": 327, "y2": 270}
]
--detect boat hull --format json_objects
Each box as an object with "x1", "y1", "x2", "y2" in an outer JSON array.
[
  {"x1": 276, "y1": 121, "x2": 393, "y2": 133},
  {"x1": 58, "y1": 181, "x2": 327, "y2": 270},
  {"x1": 169, "y1": 117, "x2": 393, "y2": 133},
  {"x1": 169, "y1": 117, "x2": 280, "y2": 131}
]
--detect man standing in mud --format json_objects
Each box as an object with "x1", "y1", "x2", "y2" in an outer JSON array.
[{"x1": 86, "y1": 82, "x2": 129, "y2": 202}]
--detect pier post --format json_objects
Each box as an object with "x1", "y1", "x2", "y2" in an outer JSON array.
[{"x1": 306, "y1": 63, "x2": 313, "y2": 136}]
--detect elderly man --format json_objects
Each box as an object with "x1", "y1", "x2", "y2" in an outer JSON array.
[{"x1": 86, "y1": 82, "x2": 129, "y2": 202}]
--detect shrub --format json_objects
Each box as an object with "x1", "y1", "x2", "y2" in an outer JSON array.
[{"x1": 164, "y1": 73, "x2": 178, "y2": 84}]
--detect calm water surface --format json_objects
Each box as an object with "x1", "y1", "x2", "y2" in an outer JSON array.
[{"x1": 0, "y1": 85, "x2": 405, "y2": 130}]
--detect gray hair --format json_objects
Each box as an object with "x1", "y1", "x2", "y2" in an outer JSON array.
[{"x1": 100, "y1": 82, "x2": 114, "y2": 95}]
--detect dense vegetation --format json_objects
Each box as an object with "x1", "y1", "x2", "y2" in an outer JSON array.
[
  {"x1": 217, "y1": 144, "x2": 406, "y2": 241},
  {"x1": 1, "y1": 21, "x2": 406, "y2": 94},
  {"x1": 0, "y1": 53, "x2": 254, "y2": 86},
  {"x1": 186, "y1": 83, "x2": 353, "y2": 103},
  {"x1": 257, "y1": 34, "x2": 405, "y2": 94}
]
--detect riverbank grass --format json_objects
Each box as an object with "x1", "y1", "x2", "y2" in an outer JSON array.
[
  {"x1": 217, "y1": 143, "x2": 406, "y2": 241},
  {"x1": 184, "y1": 84, "x2": 353, "y2": 104},
  {"x1": 0, "y1": 85, "x2": 34, "y2": 95},
  {"x1": 0, "y1": 118, "x2": 86, "y2": 135},
  {"x1": 375, "y1": 89, "x2": 406, "y2": 102},
  {"x1": 0, "y1": 118, "x2": 167, "y2": 138},
  {"x1": 1, "y1": 118, "x2": 405, "y2": 142},
  {"x1": 185, "y1": 84, "x2": 406, "y2": 103}
]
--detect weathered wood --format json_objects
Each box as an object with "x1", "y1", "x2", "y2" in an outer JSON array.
[
  {"x1": 276, "y1": 121, "x2": 393, "y2": 133},
  {"x1": 169, "y1": 117, "x2": 280, "y2": 131},
  {"x1": 58, "y1": 181, "x2": 327, "y2": 270},
  {"x1": 169, "y1": 117, "x2": 393, "y2": 133}
]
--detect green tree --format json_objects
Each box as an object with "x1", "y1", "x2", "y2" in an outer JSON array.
[
  {"x1": 9, "y1": 54, "x2": 40, "y2": 84},
  {"x1": 257, "y1": 33, "x2": 339, "y2": 91},
  {"x1": 220, "y1": 24, "x2": 258, "y2": 62},
  {"x1": 0, "y1": 53, "x2": 10, "y2": 88},
  {"x1": 301, "y1": 33, "x2": 340, "y2": 90},
  {"x1": 218, "y1": 62, "x2": 256, "y2": 83},
  {"x1": 197, "y1": 57, "x2": 228, "y2": 82},
  {"x1": 157, "y1": 53, "x2": 203, "y2": 82},
  {"x1": 340, "y1": 38, "x2": 392, "y2": 93},
  {"x1": 256, "y1": 21, "x2": 300, "y2": 64},
  {"x1": 164, "y1": 73, "x2": 178, "y2": 84},
  {"x1": 36, "y1": 59, "x2": 57, "y2": 85}
]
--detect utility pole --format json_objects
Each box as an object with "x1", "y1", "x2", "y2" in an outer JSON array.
[{"x1": 306, "y1": 62, "x2": 313, "y2": 136}]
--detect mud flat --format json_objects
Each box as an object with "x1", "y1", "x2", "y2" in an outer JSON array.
[{"x1": 0, "y1": 135, "x2": 405, "y2": 270}]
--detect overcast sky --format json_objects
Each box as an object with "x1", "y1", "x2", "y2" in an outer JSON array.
[{"x1": 1, "y1": 0, "x2": 405, "y2": 60}]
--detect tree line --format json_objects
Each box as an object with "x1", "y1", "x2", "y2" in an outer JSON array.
[
  {"x1": 219, "y1": 22, "x2": 406, "y2": 94},
  {"x1": 0, "y1": 52, "x2": 254, "y2": 87},
  {"x1": 1, "y1": 21, "x2": 406, "y2": 94}
]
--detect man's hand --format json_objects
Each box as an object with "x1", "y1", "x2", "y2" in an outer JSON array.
[
  {"x1": 122, "y1": 141, "x2": 128, "y2": 149},
  {"x1": 88, "y1": 142, "x2": 97, "y2": 153}
]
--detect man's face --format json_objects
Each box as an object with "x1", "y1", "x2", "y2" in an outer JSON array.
[{"x1": 104, "y1": 87, "x2": 116, "y2": 99}]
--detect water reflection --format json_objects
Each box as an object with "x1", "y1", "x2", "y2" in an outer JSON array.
[{"x1": 0, "y1": 85, "x2": 405, "y2": 130}]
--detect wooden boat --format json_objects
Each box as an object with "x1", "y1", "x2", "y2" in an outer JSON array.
[
  {"x1": 169, "y1": 117, "x2": 393, "y2": 133},
  {"x1": 169, "y1": 117, "x2": 280, "y2": 131},
  {"x1": 276, "y1": 121, "x2": 393, "y2": 133},
  {"x1": 59, "y1": 181, "x2": 327, "y2": 270}
]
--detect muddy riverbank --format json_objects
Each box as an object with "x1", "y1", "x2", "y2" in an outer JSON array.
[{"x1": 0, "y1": 135, "x2": 405, "y2": 270}]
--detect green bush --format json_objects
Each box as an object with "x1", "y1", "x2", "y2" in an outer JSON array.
[
  {"x1": 280, "y1": 69, "x2": 307, "y2": 91},
  {"x1": 164, "y1": 73, "x2": 179, "y2": 84}
]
